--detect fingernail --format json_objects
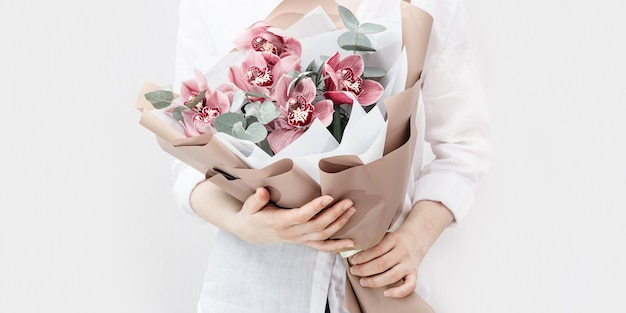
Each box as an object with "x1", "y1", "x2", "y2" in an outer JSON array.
[
  {"x1": 349, "y1": 256, "x2": 358, "y2": 265},
  {"x1": 359, "y1": 278, "x2": 368, "y2": 287},
  {"x1": 343, "y1": 201, "x2": 353, "y2": 210},
  {"x1": 346, "y1": 208, "x2": 356, "y2": 216},
  {"x1": 322, "y1": 196, "x2": 333, "y2": 206},
  {"x1": 383, "y1": 290, "x2": 391, "y2": 297}
]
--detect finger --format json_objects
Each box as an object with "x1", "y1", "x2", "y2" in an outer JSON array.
[
  {"x1": 241, "y1": 187, "x2": 271, "y2": 214},
  {"x1": 383, "y1": 271, "x2": 418, "y2": 298},
  {"x1": 349, "y1": 250, "x2": 400, "y2": 277},
  {"x1": 305, "y1": 239, "x2": 355, "y2": 253},
  {"x1": 297, "y1": 203, "x2": 355, "y2": 241},
  {"x1": 349, "y1": 234, "x2": 395, "y2": 266},
  {"x1": 357, "y1": 263, "x2": 408, "y2": 289},
  {"x1": 285, "y1": 195, "x2": 337, "y2": 226}
]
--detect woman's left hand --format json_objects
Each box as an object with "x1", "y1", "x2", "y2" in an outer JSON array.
[
  {"x1": 347, "y1": 230, "x2": 422, "y2": 298},
  {"x1": 348, "y1": 200, "x2": 455, "y2": 298}
]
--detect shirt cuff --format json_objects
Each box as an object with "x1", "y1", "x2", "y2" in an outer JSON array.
[{"x1": 412, "y1": 172, "x2": 475, "y2": 223}]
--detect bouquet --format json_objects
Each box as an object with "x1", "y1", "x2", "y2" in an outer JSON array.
[{"x1": 136, "y1": 1, "x2": 433, "y2": 312}]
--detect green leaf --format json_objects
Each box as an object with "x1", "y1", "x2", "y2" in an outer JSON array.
[
  {"x1": 245, "y1": 91, "x2": 271, "y2": 99},
  {"x1": 363, "y1": 67, "x2": 386, "y2": 78},
  {"x1": 172, "y1": 106, "x2": 186, "y2": 122},
  {"x1": 244, "y1": 100, "x2": 281, "y2": 124},
  {"x1": 305, "y1": 59, "x2": 318, "y2": 72},
  {"x1": 338, "y1": 31, "x2": 376, "y2": 52},
  {"x1": 186, "y1": 90, "x2": 206, "y2": 109},
  {"x1": 338, "y1": 5, "x2": 360, "y2": 30},
  {"x1": 257, "y1": 138, "x2": 274, "y2": 156},
  {"x1": 337, "y1": 31, "x2": 359, "y2": 49},
  {"x1": 341, "y1": 44, "x2": 376, "y2": 52},
  {"x1": 144, "y1": 90, "x2": 174, "y2": 109},
  {"x1": 357, "y1": 23, "x2": 387, "y2": 34},
  {"x1": 231, "y1": 90, "x2": 247, "y2": 111},
  {"x1": 213, "y1": 112, "x2": 246, "y2": 134},
  {"x1": 232, "y1": 121, "x2": 268, "y2": 143}
]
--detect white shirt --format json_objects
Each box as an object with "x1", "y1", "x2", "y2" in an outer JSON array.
[{"x1": 170, "y1": 0, "x2": 490, "y2": 312}]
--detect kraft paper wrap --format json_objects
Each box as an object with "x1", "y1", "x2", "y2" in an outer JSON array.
[{"x1": 136, "y1": 1, "x2": 433, "y2": 312}]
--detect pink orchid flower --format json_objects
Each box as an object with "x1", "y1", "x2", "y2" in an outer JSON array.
[
  {"x1": 233, "y1": 21, "x2": 302, "y2": 58},
  {"x1": 267, "y1": 74, "x2": 334, "y2": 153},
  {"x1": 180, "y1": 70, "x2": 210, "y2": 106},
  {"x1": 171, "y1": 72, "x2": 233, "y2": 137},
  {"x1": 322, "y1": 52, "x2": 384, "y2": 106},
  {"x1": 229, "y1": 52, "x2": 300, "y2": 98}
]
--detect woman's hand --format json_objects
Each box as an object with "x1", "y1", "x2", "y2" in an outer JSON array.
[
  {"x1": 348, "y1": 200, "x2": 454, "y2": 298},
  {"x1": 233, "y1": 187, "x2": 356, "y2": 253}
]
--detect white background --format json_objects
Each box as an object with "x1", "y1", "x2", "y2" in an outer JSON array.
[{"x1": 1, "y1": 0, "x2": 624, "y2": 312}]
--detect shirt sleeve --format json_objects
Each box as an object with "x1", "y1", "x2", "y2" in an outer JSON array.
[{"x1": 411, "y1": 0, "x2": 491, "y2": 222}]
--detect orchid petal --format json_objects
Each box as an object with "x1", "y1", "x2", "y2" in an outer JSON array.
[
  {"x1": 336, "y1": 54, "x2": 364, "y2": 77},
  {"x1": 356, "y1": 79, "x2": 384, "y2": 106},
  {"x1": 272, "y1": 55, "x2": 301, "y2": 80},
  {"x1": 294, "y1": 77, "x2": 317, "y2": 102},
  {"x1": 322, "y1": 63, "x2": 339, "y2": 91},
  {"x1": 274, "y1": 74, "x2": 292, "y2": 105},
  {"x1": 312, "y1": 100, "x2": 334, "y2": 126},
  {"x1": 325, "y1": 51, "x2": 340, "y2": 69},
  {"x1": 193, "y1": 70, "x2": 209, "y2": 91},
  {"x1": 324, "y1": 91, "x2": 355, "y2": 105},
  {"x1": 267, "y1": 128, "x2": 305, "y2": 153}
]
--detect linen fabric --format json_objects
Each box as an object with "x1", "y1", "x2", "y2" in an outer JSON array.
[{"x1": 170, "y1": 0, "x2": 490, "y2": 312}]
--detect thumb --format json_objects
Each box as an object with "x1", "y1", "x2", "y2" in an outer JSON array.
[{"x1": 242, "y1": 187, "x2": 271, "y2": 214}]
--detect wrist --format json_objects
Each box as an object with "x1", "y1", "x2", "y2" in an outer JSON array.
[
  {"x1": 190, "y1": 180, "x2": 243, "y2": 234},
  {"x1": 397, "y1": 200, "x2": 454, "y2": 258}
]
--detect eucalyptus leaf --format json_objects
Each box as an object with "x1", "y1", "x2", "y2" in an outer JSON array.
[
  {"x1": 257, "y1": 138, "x2": 274, "y2": 156},
  {"x1": 305, "y1": 59, "x2": 317, "y2": 72},
  {"x1": 144, "y1": 90, "x2": 174, "y2": 109},
  {"x1": 245, "y1": 91, "x2": 271, "y2": 99},
  {"x1": 244, "y1": 100, "x2": 280, "y2": 124},
  {"x1": 341, "y1": 44, "x2": 376, "y2": 52},
  {"x1": 172, "y1": 106, "x2": 186, "y2": 122},
  {"x1": 186, "y1": 90, "x2": 206, "y2": 108},
  {"x1": 231, "y1": 90, "x2": 246, "y2": 112},
  {"x1": 338, "y1": 31, "x2": 375, "y2": 51},
  {"x1": 357, "y1": 23, "x2": 387, "y2": 34},
  {"x1": 337, "y1": 31, "x2": 359, "y2": 49},
  {"x1": 363, "y1": 67, "x2": 386, "y2": 78},
  {"x1": 232, "y1": 121, "x2": 268, "y2": 143},
  {"x1": 338, "y1": 5, "x2": 360, "y2": 30},
  {"x1": 213, "y1": 112, "x2": 246, "y2": 134}
]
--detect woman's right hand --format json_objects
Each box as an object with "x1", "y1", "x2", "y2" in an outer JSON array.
[{"x1": 233, "y1": 187, "x2": 356, "y2": 253}]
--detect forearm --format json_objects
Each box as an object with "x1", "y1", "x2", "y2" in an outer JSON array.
[
  {"x1": 397, "y1": 200, "x2": 454, "y2": 259},
  {"x1": 189, "y1": 179, "x2": 243, "y2": 234}
]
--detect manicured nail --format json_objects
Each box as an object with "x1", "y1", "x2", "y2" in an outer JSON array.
[
  {"x1": 343, "y1": 201, "x2": 353, "y2": 210},
  {"x1": 359, "y1": 278, "x2": 368, "y2": 287},
  {"x1": 322, "y1": 196, "x2": 333, "y2": 206}
]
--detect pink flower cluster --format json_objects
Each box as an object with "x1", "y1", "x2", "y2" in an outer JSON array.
[{"x1": 170, "y1": 21, "x2": 384, "y2": 153}]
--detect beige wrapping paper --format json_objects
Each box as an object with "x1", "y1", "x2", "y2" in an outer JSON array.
[{"x1": 136, "y1": 1, "x2": 433, "y2": 312}]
